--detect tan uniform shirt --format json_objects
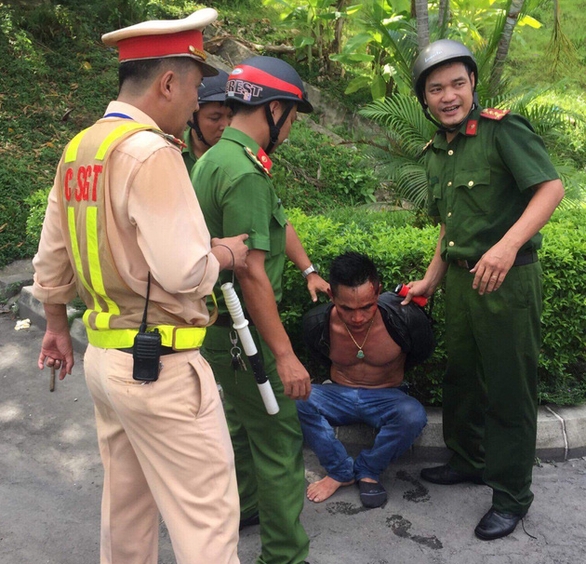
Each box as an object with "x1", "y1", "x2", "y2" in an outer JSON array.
[{"x1": 32, "y1": 101, "x2": 219, "y2": 327}]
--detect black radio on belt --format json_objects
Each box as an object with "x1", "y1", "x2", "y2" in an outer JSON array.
[{"x1": 132, "y1": 272, "x2": 161, "y2": 382}]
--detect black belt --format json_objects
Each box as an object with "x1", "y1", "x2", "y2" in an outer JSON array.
[
  {"x1": 214, "y1": 312, "x2": 255, "y2": 328},
  {"x1": 454, "y1": 250, "x2": 538, "y2": 270},
  {"x1": 117, "y1": 346, "x2": 179, "y2": 356}
]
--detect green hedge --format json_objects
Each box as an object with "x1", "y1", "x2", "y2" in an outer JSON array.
[
  {"x1": 22, "y1": 189, "x2": 586, "y2": 405},
  {"x1": 281, "y1": 207, "x2": 586, "y2": 407}
]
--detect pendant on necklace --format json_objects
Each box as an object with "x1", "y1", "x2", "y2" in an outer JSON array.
[{"x1": 356, "y1": 350, "x2": 365, "y2": 359}]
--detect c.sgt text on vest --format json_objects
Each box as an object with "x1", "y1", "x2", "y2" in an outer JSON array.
[{"x1": 64, "y1": 164, "x2": 103, "y2": 202}]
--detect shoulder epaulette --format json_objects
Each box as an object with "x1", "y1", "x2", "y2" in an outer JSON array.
[
  {"x1": 480, "y1": 108, "x2": 510, "y2": 121},
  {"x1": 244, "y1": 146, "x2": 272, "y2": 177},
  {"x1": 156, "y1": 131, "x2": 187, "y2": 149},
  {"x1": 422, "y1": 136, "x2": 435, "y2": 153}
]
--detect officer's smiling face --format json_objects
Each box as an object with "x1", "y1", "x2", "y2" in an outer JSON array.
[{"x1": 424, "y1": 62, "x2": 475, "y2": 129}]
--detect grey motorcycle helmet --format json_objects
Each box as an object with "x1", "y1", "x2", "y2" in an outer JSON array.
[{"x1": 412, "y1": 39, "x2": 478, "y2": 109}]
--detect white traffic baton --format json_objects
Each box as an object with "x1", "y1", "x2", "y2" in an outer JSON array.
[{"x1": 221, "y1": 282, "x2": 279, "y2": 415}]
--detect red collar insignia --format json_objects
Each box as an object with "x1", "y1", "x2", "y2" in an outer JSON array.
[
  {"x1": 256, "y1": 147, "x2": 273, "y2": 172},
  {"x1": 465, "y1": 120, "x2": 478, "y2": 136}
]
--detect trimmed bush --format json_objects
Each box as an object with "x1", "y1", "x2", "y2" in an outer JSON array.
[{"x1": 282, "y1": 207, "x2": 586, "y2": 407}]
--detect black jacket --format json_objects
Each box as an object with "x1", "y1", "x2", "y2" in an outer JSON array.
[{"x1": 302, "y1": 291, "x2": 435, "y2": 371}]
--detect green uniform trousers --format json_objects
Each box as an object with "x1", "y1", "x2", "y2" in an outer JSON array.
[
  {"x1": 203, "y1": 325, "x2": 309, "y2": 564},
  {"x1": 443, "y1": 261, "x2": 542, "y2": 515}
]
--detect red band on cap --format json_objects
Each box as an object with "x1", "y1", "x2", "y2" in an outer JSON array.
[
  {"x1": 230, "y1": 65, "x2": 303, "y2": 100},
  {"x1": 117, "y1": 29, "x2": 205, "y2": 62}
]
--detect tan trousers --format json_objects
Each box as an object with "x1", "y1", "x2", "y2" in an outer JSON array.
[{"x1": 84, "y1": 345, "x2": 240, "y2": 564}]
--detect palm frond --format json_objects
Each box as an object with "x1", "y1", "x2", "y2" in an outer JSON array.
[
  {"x1": 359, "y1": 94, "x2": 435, "y2": 157},
  {"x1": 550, "y1": 159, "x2": 586, "y2": 209},
  {"x1": 482, "y1": 87, "x2": 586, "y2": 137},
  {"x1": 391, "y1": 162, "x2": 429, "y2": 209}
]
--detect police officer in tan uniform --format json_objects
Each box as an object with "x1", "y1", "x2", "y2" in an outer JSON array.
[{"x1": 32, "y1": 9, "x2": 248, "y2": 564}]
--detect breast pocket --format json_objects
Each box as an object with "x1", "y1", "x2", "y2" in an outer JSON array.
[{"x1": 453, "y1": 168, "x2": 491, "y2": 215}]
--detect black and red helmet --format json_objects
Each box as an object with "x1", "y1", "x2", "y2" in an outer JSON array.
[{"x1": 226, "y1": 56, "x2": 313, "y2": 113}]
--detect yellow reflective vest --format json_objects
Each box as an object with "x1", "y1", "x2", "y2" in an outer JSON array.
[{"x1": 58, "y1": 118, "x2": 207, "y2": 350}]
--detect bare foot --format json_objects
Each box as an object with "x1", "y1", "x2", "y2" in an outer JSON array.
[{"x1": 307, "y1": 476, "x2": 355, "y2": 503}]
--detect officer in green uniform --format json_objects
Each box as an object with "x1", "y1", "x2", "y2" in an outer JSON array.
[
  {"x1": 192, "y1": 56, "x2": 324, "y2": 564},
  {"x1": 182, "y1": 69, "x2": 232, "y2": 175},
  {"x1": 404, "y1": 40, "x2": 564, "y2": 541}
]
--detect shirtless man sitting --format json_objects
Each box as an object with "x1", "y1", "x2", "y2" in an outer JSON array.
[{"x1": 297, "y1": 252, "x2": 434, "y2": 508}]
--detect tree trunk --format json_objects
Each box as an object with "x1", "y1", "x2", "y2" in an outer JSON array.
[
  {"x1": 414, "y1": 0, "x2": 430, "y2": 50},
  {"x1": 489, "y1": 0, "x2": 525, "y2": 96},
  {"x1": 438, "y1": 0, "x2": 450, "y2": 34},
  {"x1": 332, "y1": 0, "x2": 347, "y2": 55}
]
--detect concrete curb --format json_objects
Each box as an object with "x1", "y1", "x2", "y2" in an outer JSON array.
[{"x1": 12, "y1": 281, "x2": 586, "y2": 463}]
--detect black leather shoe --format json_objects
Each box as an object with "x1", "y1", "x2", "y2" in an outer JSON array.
[
  {"x1": 474, "y1": 508, "x2": 522, "y2": 540},
  {"x1": 420, "y1": 464, "x2": 484, "y2": 485},
  {"x1": 239, "y1": 511, "x2": 260, "y2": 531}
]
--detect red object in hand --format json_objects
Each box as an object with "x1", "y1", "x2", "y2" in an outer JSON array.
[{"x1": 395, "y1": 284, "x2": 428, "y2": 307}]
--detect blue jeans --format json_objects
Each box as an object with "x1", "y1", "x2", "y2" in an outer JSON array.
[{"x1": 297, "y1": 383, "x2": 427, "y2": 482}]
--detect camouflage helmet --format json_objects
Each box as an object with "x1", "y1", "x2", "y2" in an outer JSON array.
[{"x1": 412, "y1": 39, "x2": 477, "y2": 107}]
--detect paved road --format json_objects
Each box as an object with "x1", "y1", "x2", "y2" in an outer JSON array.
[{"x1": 1, "y1": 313, "x2": 585, "y2": 563}]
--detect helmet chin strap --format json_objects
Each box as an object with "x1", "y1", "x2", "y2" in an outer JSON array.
[
  {"x1": 264, "y1": 102, "x2": 294, "y2": 154},
  {"x1": 187, "y1": 114, "x2": 211, "y2": 147}
]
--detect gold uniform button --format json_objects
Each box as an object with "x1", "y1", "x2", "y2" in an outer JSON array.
[
  {"x1": 448, "y1": 241, "x2": 455, "y2": 247},
  {"x1": 447, "y1": 212, "x2": 452, "y2": 218},
  {"x1": 468, "y1": 180, "x2": 474, "y2": 187},
  {"x1": 447, "y1": 181, "x2": 452, "y2": 187},
  {"x1": 448, "y1": 150, "x2": 454, "y2": 156}
]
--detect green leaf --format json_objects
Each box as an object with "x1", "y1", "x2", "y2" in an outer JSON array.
[
  {"x1": 294, "y1": 35, "x2": 315, "y2": 48},
  {"x1": 370, "y1": 75, "x2": 387, "y2": 100},
  {"x1": 345, "y1": 75, "x2": 371, "y2": 95}
]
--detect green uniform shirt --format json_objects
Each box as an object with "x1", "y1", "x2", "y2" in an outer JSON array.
[
  {"x1": 182, "y1": 128, "x2": 198, "y2": 176},
  {"x1": 426, "y1": 105, "x2": 559, "y2": 261},
  {"x1": 192, "y1": 127, "x2": 288, "y2": 314}
]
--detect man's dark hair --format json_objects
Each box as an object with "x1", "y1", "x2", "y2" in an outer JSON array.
[
  {"x1": 225, "y1": 98, "x2": 267, "y2": 116},
  {"x1": 118, "y1": 57, "x2": 197, "y2": 92},
  {"x1": 329, "y1": 252, "x2": 381, "y2": 296}
]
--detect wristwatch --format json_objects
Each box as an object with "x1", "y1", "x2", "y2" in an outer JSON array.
[{"x1": 301, "y1": 264, "x2": 319, "y2": 278}]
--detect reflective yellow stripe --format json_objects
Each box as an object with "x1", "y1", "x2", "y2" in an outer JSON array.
[
  {"x1": 86, "y1": 206, "x2": 119, "y2": 329},
  {"x1": 86, "y1": 325, "x2": 207, "y2": 350},
  {"x1": 64, "y1": 128, "x2": 91, "y2": 163},
  {"x1": 95, "y1": 123, "x2": 156, "y2": 160},
  {"x1": 67, "y1": 120, "x2": 166, "y2": 335},
  {"x1": 68, "y1": 207, "x2": 103, "y2": 314}
]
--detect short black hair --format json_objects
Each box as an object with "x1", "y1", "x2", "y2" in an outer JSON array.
[
  {"x1": 329, "y1": 252, "x2": 381, "y2": 296},
  {"x1": 225, "y1": 98, "x2": 265, "y2": 116},
  {"x1": 118, "y1": 57, "x2": 197, "y2": 92}
]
